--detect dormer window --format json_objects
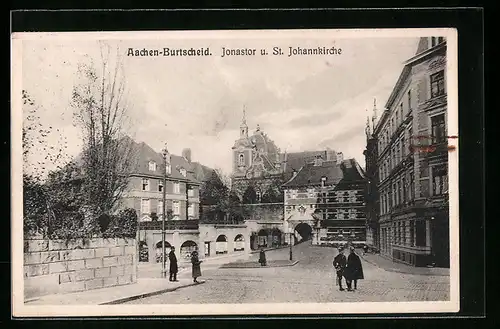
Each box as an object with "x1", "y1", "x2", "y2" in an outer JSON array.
[
  {"x1": 180, "y1": 168, "x2": 187, "y2": 177},
  {"x1": 165, "y1": 164, "x2": 171, "y2": 175},
  {"x1": 238, "y1": 153, "x2": 245, "y2": 166},
  {"x1": 148, "y1": 161, "x2": 157, "y2": 171},
  {"x1": 321, "y1": 176, "x2": 327, "y2": 188}
]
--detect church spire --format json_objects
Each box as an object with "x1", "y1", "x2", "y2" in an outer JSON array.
[
  {"x1": 365, "y1": 109, "x2": 371, "y2": 139},
  {"x1": 240, "y1": 105, "x2": 248, "y2": 138},
  {"x1": 371, "y1": 97, "x2": 378, "y2": 129}
]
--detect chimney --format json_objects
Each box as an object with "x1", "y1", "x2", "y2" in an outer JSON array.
[
  {"x1": 336, "y1": 152, "x2": 344, "y2": 164},
  {"x1": 182, "y1": 148, "x2": 192, "y2": 163}
]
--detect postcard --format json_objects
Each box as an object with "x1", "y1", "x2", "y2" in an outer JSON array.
[{"x1": 12, "y1": 28, "x2": 459, "y2": 317}]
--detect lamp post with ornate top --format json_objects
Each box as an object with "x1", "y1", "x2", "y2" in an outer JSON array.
[{"x1": 161, "y1": 144, "x2": 169, "y2": 278}]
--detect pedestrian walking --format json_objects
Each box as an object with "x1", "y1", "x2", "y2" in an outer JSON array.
[
  {"x1": 343, "y1": 246, "x2": 364, "y2": 291},
  {"x1": 168, "y1": 246, "x2": 178, "y2": 282},
  {"x1": 259, "y1": 248, "x2": 267, "y2": 266},
  {"x1": 191, "y1": 250, "x2": 202, "y2": 283},
  {"x1": 333, "y1": 247, "x2": 347, "y2": 291}
]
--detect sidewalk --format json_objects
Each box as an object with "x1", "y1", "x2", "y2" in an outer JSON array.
[
  {"x1": 360, "y1": 251, "x2": 450, "y2": 276},
  {"x1": 220, "y1": 260, "x2": 298, "y2": 269},
  {"x1": 25, "y1": 278, "x2": 206, "y2": 305}
]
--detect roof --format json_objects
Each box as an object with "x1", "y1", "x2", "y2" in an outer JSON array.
[
  {"x1": 190, "y1": 162, "x2": 217, "y2": 182},
  {"x1": 282, "y1": 158, "x2": 365, "y2": 188}
]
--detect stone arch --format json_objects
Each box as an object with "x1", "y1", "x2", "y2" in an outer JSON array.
[
  {"x1": 234, "y1": 234, "x2": 245, "y2": 251},
  {"x1": 257, "y1": 229, "x2": 269, "y2": 248},
  {"x1": 216, "y1": 234, "x2": 228, "y2": 254},
  {"x1": 180, "y1": 240, "x2": 198, "y2": 260},
  {"x1": 294, "y1": 222, "x2": 313, "y2": 243},
  {"x1": 271, "y1": 227, "x2": 283, "y2": 247},
  {"x1": 155, "y1": 240, "x2": 172, "y2": 263}
]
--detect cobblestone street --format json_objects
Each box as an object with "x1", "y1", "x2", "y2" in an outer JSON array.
[{"x1": 125, "y1": 243, "x2": 450, "y2": 304}]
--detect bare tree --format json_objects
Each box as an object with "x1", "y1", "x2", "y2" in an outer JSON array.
[{"x1": 71, "y1": 42, "x2": 136, "y2": 220}]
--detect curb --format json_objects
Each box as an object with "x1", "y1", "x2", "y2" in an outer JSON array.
[
  {"x1": 360, "y1": 254, "x2": 449, "y2": 277},
  {"x1": 249, "y1": 245, "x2": 290, "y2": 254},
  {"x1": 221, "y1": 260, "x2": 299, "y2": 269},
  {"x1": 99, "y1": 280, "x2": 207, "y2": 305}
]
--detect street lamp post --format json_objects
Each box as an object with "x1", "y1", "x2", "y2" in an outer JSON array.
[
  {"x1": 289, "y1": 227, "x2": 293, "y2": 261},
  {"x1": 161, "y1": 144, "x2": 169, "y2": 278}
]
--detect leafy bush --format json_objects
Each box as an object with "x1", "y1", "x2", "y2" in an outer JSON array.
[{"x1": 104, "y1": 208, "x2": 138, "y2": 238}]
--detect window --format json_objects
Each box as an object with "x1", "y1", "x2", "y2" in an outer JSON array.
[
  {"x1": 430, "y1": 70, "x2": 445, "y2": 98},
  {"x1": 173, "y1": 182, "x2": 180, "y2": 194},
  {"x1": 402, "y1": 136, "x2": 406, "y2": 157},
  {"x1": 172, "y1": 201, "x2": 180, "y2": 215},
  {"x1": 157, "y1": 201, "x2": 163, "y2": 216},
  {"x1": 180, "y1": 168, "x2": 187, "y2": 177},
  {"x1": 307, "y1": 188, "x2": 315, "y2": 198},
  {"x1": 406, "y1": 90, "x2": 412, "y2": 112},
  {"x1": 188, "y1": 187, "x2": 194, "y2": 197},
  {"x1": 148, "y1": 161, "x2": 157, "y2": 171},
  {"x1": 238, "y1": 153, "x2": 245, "y2": 166},
  {"x1": 402, "y1": 177, "x2": 407, "y2": 203},
  {"x1": 188, "y1": 203, "x2": 194, "y2": 217},
  {"x1": 409, "y1": 220, "x2": 415, "y2": 246},
  {"x1": 165, "y1": 164, "x2": 171, "y2": 175},
  {"x1": 431, "y1": 37, "x2": 437, "y2": 47},
  {"x1": 158, "y1": 180, "x2": 163, "y2": 192},
  {"x1": 321, "y1": 176, "x2": 327, "y2": 187},
  {"x1": 141, "y1": 199, "x2": 150, "y2": 214},
  {"x1": 432, "y1": 166, "x2": 448, "y2": 196},
  {"x1": 409, "y1": 172, "x2": 415, "y2": 201},
  {"x1": 431, "y1": 114, "x2": 446, "y2": 144},
  {"x1": 142, "y1": 178, "x2": 150, "y2": 191},
  {"x1": 256, "y1": 191, "x2": 261, "y2": 203}
]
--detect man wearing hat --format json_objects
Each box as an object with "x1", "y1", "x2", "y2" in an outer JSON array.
[
  {"x1": 333, "y1": 247, "x2": 347, "y2": 291},
  {"x1": 344, "y1": 246, "x2": 364, "y2": 291}
]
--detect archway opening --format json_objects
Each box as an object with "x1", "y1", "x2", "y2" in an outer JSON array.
[
  {"x1": 257, "y1": 229, "x2": 269, "y2": 248},
  {"x1": 294, "y1": 223, "x2": 313, "y2": 244},
  {"x1": 216, "y1": 235, "x2": 228, "y2": 254},
  {"x1": 271, "y1": 228, "x2": 283, "y2": 247},
  {"x1": 234, "y1": 234, "x2": 245, "y2": 251},
  {"x1": 180, "y1": 240, "x2": 198, "y2": 260},
  {"x1": 139, "y1": 241, "x2": 149, "y2": 262},
  {"x1": 155, "y1": 241, "x2": 172, "y2": 263}
]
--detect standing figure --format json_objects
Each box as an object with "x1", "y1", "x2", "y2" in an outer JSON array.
[
  {"x1": 343, "y1": 246, "x2": 364, "y2": 291},
  {"x1": 333, "y1": 247, "x2": 347, "y2": 291},
  {"x1": 191, "y1": 250, "x2": 202, "y2": 283},
  {"x1": 168, "y1": 246, "x2": 178, "y2": 282},
  {"x1": 259, "y1": 248, "x2": 267, "y2": 266}
]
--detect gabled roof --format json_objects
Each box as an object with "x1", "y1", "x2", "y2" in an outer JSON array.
[{"x1": 282, "y1": 158, "x2": 365, "y2": 188}]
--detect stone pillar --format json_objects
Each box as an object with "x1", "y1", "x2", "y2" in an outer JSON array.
[
  {"x1": 173, "y1": 231, "x2": 180, "y2": 259},
  {"x1": 425, "y1": 219, "x2": 431, "y2": 248}
]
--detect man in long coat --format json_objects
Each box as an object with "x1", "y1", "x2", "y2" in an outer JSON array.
[
  {"x1": 343, "y1": 246, "x2": 364, "y2": 291},
  {"x1": 191, "y1": 251, "x2": 202, "y2": 283},
  {"x1": 168, "y1": 247, "x2": 178, "y2": 282},
  {"x1": 333, "y1": 247, "x2": 347, "y2": 291}
]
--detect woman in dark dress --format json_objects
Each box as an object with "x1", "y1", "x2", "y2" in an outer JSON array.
[
  {"x1": 343, "y1": 246, "x2": 364, "y2": 291},
  {"x1": 259, "y1": 249, "x2": 267, "y2": 266},
  {"x1": 191, "y1": 251, "x2": 202, "y2": 283}
]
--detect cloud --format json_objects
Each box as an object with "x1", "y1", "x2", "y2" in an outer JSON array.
[{"x1": 287, "y1": 111, "x2": 345, "y2": 128}]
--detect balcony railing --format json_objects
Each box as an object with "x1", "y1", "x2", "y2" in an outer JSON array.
[{"x1": 138, "y1": 220, "x2": 199, "y2": 231}]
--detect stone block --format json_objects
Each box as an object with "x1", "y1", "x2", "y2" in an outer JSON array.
[
  {"x1": 60, "y1": 249, "x2": 95, "y2": 261},
  {"x1": 28, "y1": 240, "x2": 49, "y2": 252},
  {"x1": 115, "y1": 238, "x2": 126, "y2": 246},
  {"x1": 123, "y1": 264, "x2": 136, "y2": 276},
  {"x1": 118, "y1": 274, "x2": 132, "y2": 285},
  {"x1": 27, "y1": 264, "x2": 49, "y2": 277},
  {"x1": 124, "y1": 245, "x2": 136, "y2": 255},
  {"x1": 59, "y1": 281, "x2": 86, "y2": 294},
  {"x1": 24, "y1": 265, "x2": 29, "y2": 278},
  {"x1": 66, "y1": 239, "x2": 85, "y2": 250},
  {"x1": 103, "y1": 276, "x2": 118, "y2": 287},
  {"x1": 117, "y1": 255, "x2": 133, "y2": 266},
  {"x1": 40, "y1": 251, "x2": 60, "y2": 263},
  {"x1": 102, "y1": 238, "x2": 116, "y2": 247},
  {"x1": 24, "y1": 274, "x2": 60, "y2": 299},
  {"x1": 49, "y1": 261, "x2": 69, "y2": 274},
  {"x1": 74, "y1": 269, "x2": 95, "y2": 281},
  {"x1": 95, "y1": 267, "x2": 111, "y2": 278},
  {"x1": 109, "y1": 246, "x2": 124, "y2": 256},
  {"x1": 110, "y1": 265, "x2": 124, "y2": 277},
  {"x1": 85, "y1": 278, "x2": 104, "y2": 290},
  {"x1": 94, "y1": 248, "x2": 110, "y2": 258},
  {"x1": 86, "y1": 238, "x2": 103, "y2": 249},
  {"x1": 49, "y1": 240, "x2": 68, "y2": 251},
  {"x1": 102, "y1": 256, "x2": 118, "y2": 267},
  {"x1": 67, "y1": 260, "x2": 86, "y2": 271},
  {"x1": 85, "y1": 258, "x2": 103, "y2": 269},
  {"x1": 24, "y1": 252, "x2": 41, "y2": 265},
  {"x1": 58, "y1": 272, "x2": 73, "y2": 284}
]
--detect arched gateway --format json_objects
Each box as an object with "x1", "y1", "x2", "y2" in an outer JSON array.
[{"x1": 294, "y1": 222, "x2": 313, "y2": 244}]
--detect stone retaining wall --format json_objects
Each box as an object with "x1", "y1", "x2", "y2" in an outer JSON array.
[{"x1": 24, "y1": 238, "x2": 137, "y2": 300}]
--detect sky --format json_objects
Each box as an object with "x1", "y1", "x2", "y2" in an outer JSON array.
[{"x1": 20, "y1": 31, "x2": 419, "y2": 176}]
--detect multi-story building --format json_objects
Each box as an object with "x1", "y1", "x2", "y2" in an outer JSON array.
[
  {"x1": 282, "y1": 155, "x2": 367, "y2": 247},
  {"x1": 372, "y1": 36, "x2": 449, "y2": 267}
]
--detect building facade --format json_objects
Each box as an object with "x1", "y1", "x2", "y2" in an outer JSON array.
[
  {"x1": 282, "y1": 155, "x2": 367, "y2": 247},
  {"x1": 372, "y1": 36, "x2": 449, "y2": 267}
]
